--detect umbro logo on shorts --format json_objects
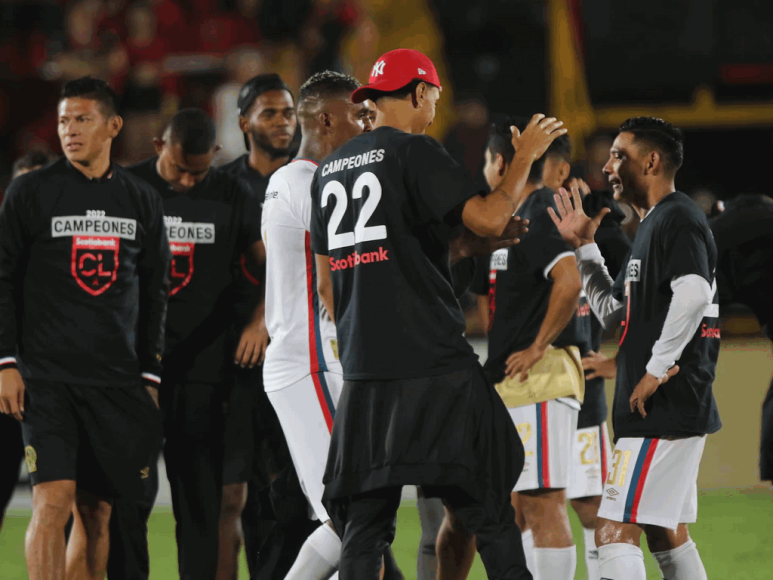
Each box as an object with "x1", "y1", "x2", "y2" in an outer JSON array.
[{"x1": 607, "y1": 488, "x2": 619, "y2": 496}]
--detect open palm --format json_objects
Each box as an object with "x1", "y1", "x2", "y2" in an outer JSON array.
[{"x1": 547, "y1": 186, "x2": 610, "y2": 249}]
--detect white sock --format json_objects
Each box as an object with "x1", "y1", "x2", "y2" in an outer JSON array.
[
  {"x1": 416, "y1": 496, "x2": 443, "y2": 580},
  {"x1": 651, "y1": 540, "x2": 708, "y2": 580},
  {"x1": 521, "y1": 529, "x2": 536, "y2": 577},
  {"x1": 284, "y1": 523, "x2": 341, "y2": 580},
  {"x1": 534, "y1": 545, "x2": 576, "y2": 580},
  {"x1": 583, "y1": 526, "x2": 599, "y2": 580},
  {"x1": 598, "y1": 543, "x2": 646, "y2": 580}
]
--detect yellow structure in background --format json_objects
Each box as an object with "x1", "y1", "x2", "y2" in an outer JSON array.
[
  {"x1": 339, "y1": 0, "x2": 456, "y2": 141},
  {"x1": 547, "y1": 0, "x2": 773, "y2": 159}
]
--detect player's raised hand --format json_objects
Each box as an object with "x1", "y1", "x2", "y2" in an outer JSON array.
[
  {"x1": 0, "y1": 368, "x2": 25, "y2": 421},
  {"x1": 505, "y1": 344, "x2": 548, "y2": 382},
  {"x1": 582, "y1": 350, "x2": 617, "y2": 380},
  {"x1": 548, "y1": 186, "x2": 610, "y2": 249},
  {"x1": 235, "y1": 318, "x2": 270, "y2": 369},
  {"x1": 629, "y1": 366, "x2": 680, "y2": 418},
  {"x1": 511, "y1": 114, "x2": 568, "y2": 163}
]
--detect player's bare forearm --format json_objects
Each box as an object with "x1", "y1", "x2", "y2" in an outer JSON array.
[
  {"x1": 461, "y1": 156, "x2": 533, "y2": 238},
  {"x1": 315, "y1": 253, "x2": 335, "y2": 323},
  {"x1": 532, "y1": 256, "x2": 582, "y2": 351}
]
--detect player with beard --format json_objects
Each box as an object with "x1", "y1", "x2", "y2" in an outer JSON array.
[
  {"x1": 311, "y1": 48, "x2": 566, "y2": 580},
  {"x1": 550, "y1": 117, "x2": 720, "y2": 580},
  {"x1": 0, "y1": 150, "x2": 57, "y2": 534},
  {"x1": 0, "y1": 77, "x2": 169, "y2": 580},
  {"x1": 709, "y1": 195, "x2": 773, "y2": 484},
  {"x1": 219, "y1": 73, "x2": 318, "y2": 580}
]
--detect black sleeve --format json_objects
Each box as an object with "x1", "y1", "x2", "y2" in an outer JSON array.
[
  {"x1": 662, "y1": 210, "x2": 712, "y2": 284},
  {"x1": 137, "y1": 188, "x2": 171, "y2": 381},
  {"x1": 523, "y1": 197, "x2": 574, "y2": 279},
  {"x1": 451, "y1": 257, "x2": 476, "y2": 298},
  {"x1": 0, "y1": 181, "x2": 30, "y2": 365},
  {"x1": 310, "y1": 171, "x2": 328, "y2": 256},
  {"x1": 612, "y1": 260, "x2": 627, "y2": 303},
  {"x1": 403, "y1": 136, "x2": 483, "y2": 226},
  {"x1": 236, "y1": 177, "x2": 263, "y2": 252},
  {"x1": 595, "y1": 223, "x2": 632, "y2": 281},
  {"x1": 470, "y1": 254, "x2": 490, "y2": 296}
]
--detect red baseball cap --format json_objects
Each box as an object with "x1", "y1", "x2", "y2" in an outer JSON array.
[{"x1": 351, "y1": 49, "x2": 442, "y2": 104}]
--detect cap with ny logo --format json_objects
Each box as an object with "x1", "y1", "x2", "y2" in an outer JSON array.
[{"x1": 351, "y1": 49, "x2": 442, "y2": 104}]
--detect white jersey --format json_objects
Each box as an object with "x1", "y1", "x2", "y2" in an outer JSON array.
[{"x1": 262, "y1": 159, "x2": 341, "y2": 390}]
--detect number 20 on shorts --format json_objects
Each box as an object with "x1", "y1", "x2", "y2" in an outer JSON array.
[{"x1": 322, "y1": 172, "x2": 387, "y2": 250}]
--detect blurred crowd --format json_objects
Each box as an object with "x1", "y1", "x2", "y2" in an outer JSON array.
[{"x1": 0, "y1": 0, "x2": 377, "y2": 181}]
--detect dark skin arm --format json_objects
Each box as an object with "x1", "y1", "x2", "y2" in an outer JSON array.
[
  {"x1": 505, "y1": 255, "x2": 582, "y2": 380},
  {"x1": 234, "y1": 240, "x2": 269, "y2": 368}
]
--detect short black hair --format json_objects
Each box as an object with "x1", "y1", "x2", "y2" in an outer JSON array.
[
  {"x1": 299, "y1": 71, "x2": 361, "y2": 106},
  {"x1": 369, "y1": 79, "x2": 424, "y2": 104},
  {"x1": 12, "y1": 150, "x2": 56, "y2": 180},
  {"x1": 165, "y1": 108, "x2": 217, "y2": 155},
  {"x1": 60, "y1": 77, "x2": 118, "y2": 118},
  {"x1": 618, "y1": 116, "x2": 684, "y2": 172},
  {"x1": 487, "y1": 116, "x2": 564, "y2": 183},
  {"x1": 237, "y1": 73, "x2": 293, "y2": 117},
  {"x1": 546, "y1": 133, "x2": 571, "y2": 162}
]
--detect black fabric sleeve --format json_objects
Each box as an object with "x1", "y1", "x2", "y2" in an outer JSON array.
[
  {"x1": 612, "y1": 262, "x2": 627, "y2": 303},
  {"x1": 137, "y1": 188, "x2": 171, "y2": 379},
  {"x1": 403, "y1": 136, "x2": 483, "y2": 227},
  {"x1": 662, "y1": 210, "x2": 712, "y2": 284},
  {"x1": 236, "y1": 177, "x2": 263, "y2": 252},
  {"x1": 0, "y1": 181, "x2": 31, "y2": 365},
  {"x1": 523, "y1": 198, "x2": 573, "y2": 279},
  {"x1": 451, "y1": 257, "x2": 476, "y2": 298},
  {"x1": 310, "y1": 171, "x2": 328, "y2": 255},
  {"x1": 596, "y1": 223, "x2": 632, "y2": 281},
  {"x1": 470, "y1": 254, "x2": 490, "y2": 296}
]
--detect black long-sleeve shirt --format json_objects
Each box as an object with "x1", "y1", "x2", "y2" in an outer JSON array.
[{"x1": 0, "y1": 159, "x2": 170, "y2": 387}]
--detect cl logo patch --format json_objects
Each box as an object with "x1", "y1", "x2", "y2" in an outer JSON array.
[
  {"x1": 372, "y1": 61, "x2": 386, "y2": 77},
  {"x1": 25, "y1": 446, "x2": 37, "y2": 473}
]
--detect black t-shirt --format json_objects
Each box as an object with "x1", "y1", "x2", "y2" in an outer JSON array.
[
  {"x1": 0, "y1": 159, "x2": 170, "y2": 386},
  {"x1": 579, "y1": 195, "x2": 632, "y2": 428},
  {"x1": 710, "y1": 197, "x2": 773, "y2": 337},
  {"x1": 129, "y1": 158, "x2": 262, "y2": 384},
  {"x1": 310, "y1": 126, "x2": 479, "y2": 380},
  {"x1": 472, "y1": 188, "x2": 591, "y2": 384},
  {"x1": 220, "y1": 154, "x2": 271, "y2": 324},
  {"x1": 611, "y1": 192, "x2": 721, "y2": 439}
]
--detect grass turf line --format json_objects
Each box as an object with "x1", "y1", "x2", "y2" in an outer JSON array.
[{"x1": 1, "y1": 489, "x2": 771, "y2": 579}]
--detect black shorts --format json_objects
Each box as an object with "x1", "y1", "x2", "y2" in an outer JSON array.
[
  {"x1": 322, "y1": 363, "x2": 524, "y2": 521},
  {"x1": 222, "y1": 367, "x2": 292, "y2": 487},
  {"x1": 20, "y1": 380, "x2": 163, "y2": 500}
]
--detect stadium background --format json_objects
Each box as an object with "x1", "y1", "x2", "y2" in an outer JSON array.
[{"x1": 1, "y1": 0, "x2": 772, "y2": 578}]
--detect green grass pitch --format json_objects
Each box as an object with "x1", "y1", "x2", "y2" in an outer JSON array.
[{"x1": 1, "y1": 489, "x2": 771, "y2": 579}]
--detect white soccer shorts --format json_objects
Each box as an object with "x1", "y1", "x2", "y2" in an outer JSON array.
[
  {"x1": 567, "y1": 422, "x2": 613, "y2": 500},
  {"x1": 508, "y1": 399, "x2": 579, "y2": 491},
  {"x1": 266, "y1": 370, "x2": 343, "y2": 522},
  {"x1": 598, "y1": 435, "x2": 706, "y2": 530}
]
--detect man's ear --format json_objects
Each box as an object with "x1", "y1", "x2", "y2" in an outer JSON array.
[
  {"x1": 108, "y1": 115, "x2": 123, "y2": 138},
  {"x1": 412, "y1": 82, "x2": 428, "y2": 109},
  {"x1": 153, "y1": 138, "x2": 164, "y2": 156},
  {"x1": 558, "y1": 160, "x2": 571, "y2": 183},
  {"x1": 644, "y1": 151, "x2": 661, "y2": 176},
  {"x1": 497, "y1": 153, "x2": 507, "y2": 177},
  {"x1": 319, "y1": 111, "x2": 333, "y2": 130},
  {"x1": 238, "y1": 115, "x2": 248, "y2": 135}
]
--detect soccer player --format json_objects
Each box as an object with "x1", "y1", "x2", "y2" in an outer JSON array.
[
  {"x1": 570, "y1": 180, "x2": 631, "y2": 579},
  {"x1": 709, "y1": 195, "x2": 773, "y2": 482},
  {"x1": 549, "y1": 117, "x2": 721, "y2": 580},
  {"x1": 0, "y1": 77, "x2": 169, "y2": 580},
  {"x1": 0, "y1": 150, "x2": 57, "y2": 533},
  {"x1": 310, "y1": 48, "x2": 566, "y2": 580},
  {"x1": 129, "y1": 108, "x2": 266, "y2": 580},
  {"x1": 262, "y1": 70, "x2": 374, "y2": 580},
  {"x1": 474, "y1": 117, "x2": 588, "y2": 580},
  {"x1": 220, "y1": 73, "x2": 320, "y2": 580}
]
